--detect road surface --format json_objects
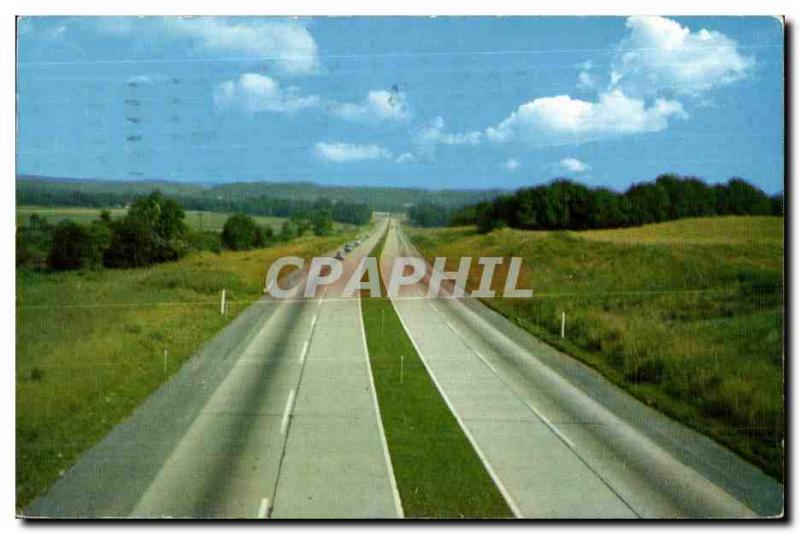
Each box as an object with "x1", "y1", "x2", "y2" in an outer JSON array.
[
  {"x1": 26, "y1": 218, "x2": 401, "y2": 519},
  {"x1": 380, "y1": 219, "x2": 782, "y2": 519},
  {"x1": 25, "y1": 216, "x2": 782, "y2": 519}
]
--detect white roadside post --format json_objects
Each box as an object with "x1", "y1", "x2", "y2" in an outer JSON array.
[
  {"x1": 561, "y1": 311, "x2": 566, "y2": 339},
  {"x1": 220, "y1": 289, "x2": 226, "y2": 316}
]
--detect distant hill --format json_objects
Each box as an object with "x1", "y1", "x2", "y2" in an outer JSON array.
[{"x1": 16, "y1": 176, "x2": 504, "y2": 212}]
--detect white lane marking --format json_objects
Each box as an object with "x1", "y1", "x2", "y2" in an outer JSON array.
[
  {"x1": 299, "y1": 341, "x2": 309, "y2": 365},
  {"x1": 472, "y1": 346, "x2": 575, "y2": 448},
  {"x1": 473, "y1": 349, "x2": 500, "y2": 375},
  {"x1": 357, "y1": 294, "x2": 405, "y2": 518},
  {"x1": 404, "y1": 238, "x2": 579, "y2": 458},
  {"x1": 525, "y1": 401, "x2": 576, "y2": 450},
  {"x1": 386, "y1": 288, "x2": 523, "y2": 518},
  {"x1": 310, "y1": 313, "x2": 318, "y2": 332},
  {"x1": 257, "y1": 497, "x2": 270, "y2": 518},
  {"x1": 280, "y1": 389, "x2": 296, "y2": 435}
]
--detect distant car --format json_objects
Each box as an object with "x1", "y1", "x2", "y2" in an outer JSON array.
[
  {"x1": 334, "y1": 251, "x2": 344, "y2": 261},
  {"x1": 344, "y1": 244, "x2": 352, "y2": 253},
  {"x1": 354, "y1": 240, "x2": 361, "y2": 246}
]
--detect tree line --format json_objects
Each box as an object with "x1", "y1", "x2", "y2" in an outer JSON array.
[
  {"x1": 17, "y1": 191, "x2": 345, "y2": 271},
  {"x1": 18, "y1": 175, "x2": 501, "y2": 213},
  {"x1": 17, "y1": 187, "x2": 372, "y2": 226},
  {"x1": 409, "y1": 175, "x2": 783, "y2": 232}
]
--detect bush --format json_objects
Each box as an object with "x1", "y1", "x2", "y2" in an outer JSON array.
[
  {"x1": 278, "y1": 220, "x2": 298, "y2": 241},
  {"x1": 221, "y1": 213, "x2": 268, "y2": 251},
  {"x1": 47, "y1": 220, "x2": 109, "y2": 270},
  {"x1": 17, "y1": 214, "x2": 53, "y2": 268},
  {"x1": 103, "y1": 192, "x2": 189, "y2": 268}
]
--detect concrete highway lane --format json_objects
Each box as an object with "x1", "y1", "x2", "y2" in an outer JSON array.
[
  {"x1": 27, "y1": 219, "x2": 400, "y2": 519},
  {"x1": 382, "y1": 220, "x2": 782, "y2": 519}
]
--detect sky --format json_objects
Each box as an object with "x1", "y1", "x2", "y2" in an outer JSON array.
[{"x1": 16, "y1": 16, "x2": 784, "y2": 193}]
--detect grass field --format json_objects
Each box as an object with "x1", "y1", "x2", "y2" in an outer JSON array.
[
  {"x1": 360, "y1": 229, "x2": 512, "y2": 518},
  {"x1": 406, "y1": 216, "x2": 784, "y2": 481},
  {"x1": 16, "y1": 205, "x2": 287, "y2": 233},
  {"x1": 16, "y1": 230, "x2": 358, "y2": 509}
]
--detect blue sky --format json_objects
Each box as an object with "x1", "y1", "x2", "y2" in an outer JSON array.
[{"x1": 16, "y1": 16, "x2": 784, "y2": 193}]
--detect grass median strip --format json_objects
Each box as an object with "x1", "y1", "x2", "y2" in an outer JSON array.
[{"x1": 360, "y1": 228, "x2": 513, "y2": 519}]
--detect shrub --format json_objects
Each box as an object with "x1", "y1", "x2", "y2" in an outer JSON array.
[
  {"x1": 103, "y1": 192, "x2": 189, "y2": 267},
  {"x1": 17, "y1": 214, "x2": 53, "y2": 268},
  {"x1": 47, "y1": 220, "x2": 109, "y2": 270},
  {"x1": 221, "y1": 213, "x2": 267, "y2": 251}
]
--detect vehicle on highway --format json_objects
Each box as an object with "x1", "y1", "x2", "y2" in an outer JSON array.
[
  {"x1": 344, "y1": 244, "x2": 352, "y2": 253},
  {"x1": 334, "y1": 251, "x2": 344, "y2": 261}
]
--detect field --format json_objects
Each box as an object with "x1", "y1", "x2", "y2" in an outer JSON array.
[
  {"x1": 360, "y1": 230, "x2": 512, "y2": 518},
  {"x1": 16, "y1": 205, "x2": 288, "y2": 233},
  {"x1": 16, "y1": 230, "x2": 358, "y2": 508},
  {"x1": 406, "y1": 216, "x2": 784, "y2": 480}
]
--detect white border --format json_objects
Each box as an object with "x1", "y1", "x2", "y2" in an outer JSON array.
[{"x1": 5, "y1": 4, "x2": 795, "y2": 533}]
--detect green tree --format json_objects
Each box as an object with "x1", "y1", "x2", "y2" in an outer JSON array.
[
  {"x1": 221, "y1": 213, "x2": 267, "y2": 250},
  {"x1": 279, "y1": 220, "x2": 298, "y2": 241},
  {"x1": 104, "y1": 191, "x2": 189, "y2": 267},
  {"x1": 47, "y1": 220, "x2": 109, "y2": 270}
]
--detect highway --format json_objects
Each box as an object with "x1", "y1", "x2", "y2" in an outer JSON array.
[
  {"x1": 25, "y1": 216, "x2": 782, "y2": 519},
  {"x1": 381, "y1": 219, "x2": 783, "y2": 519},
  {"x1": 27, "y1": 218, "x2": 401, "y2": 519}
]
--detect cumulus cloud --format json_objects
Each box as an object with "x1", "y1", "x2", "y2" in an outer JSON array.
[
  {"x1": 486, "y1": 90, "x2": 687, "y2": 145},
  {"x1": 415, "y1": 116, "x2": 482, "y2": 155},
  {"x1": 313, "y1": 142, "x2": 393, "y2": 163},
  {"x1": 576, "y1": 71, "x2": 597, "y2": 91},
  {"x1": 92, "y1": 18, "x2": 319, "y2": 75},
  {"x1": 576, "y1": 61, "x2": 598, "y2": 91},
  {"x1": 611, "y1": 16, "x2": 754, "y2": 97},
  {"x1": 480, "y1": 17, "x2": 749, "y2": 147},
  {"x1": 214, "y1": 73, "x2": 319, "y2": 113},
  {"x1": 504, "y1": 158, "x2": 521, "y2": 171},
  {"x1": 557, "y1": 158, "x2": 590, "y2": 173},
  {"x1": 166, "y1": 18, "x2": 319, "y2": 75},
  {"x1": 395, "y1": 152, "x2": 416, "y2": 164},
  {"x1": 330, "y1": 90, "x2": 410, "y2": 123}
]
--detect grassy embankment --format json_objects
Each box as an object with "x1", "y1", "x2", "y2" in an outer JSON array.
[
  {"x1": 360, "y1": 228, "x2": 513, "y2": 518},
  {"x1": 406, "y1": 216, "x2": 784, "y2": 480},
  {"x1": 17, "y1": 205, "x2": 288, "y2": 233},
  {"x1": 16, "y1": 230, "x2": 358, "y2": 508}
]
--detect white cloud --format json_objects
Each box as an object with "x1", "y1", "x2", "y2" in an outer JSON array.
[
  {"x1": 486, "y1": 90, "x2": 687, "y2": 145},
  {"x1": 94, "y1": 18, "x2": 319, "y2": 75},
  {"x1": 167, "y1": 18, "x2": 319, "y2": 75},
  {"x1": 504, "y1": 158, "x2": 521, "y2": 171},
  {"x1": 576, "y1": 61, "x2": 597, "y2": 91},
  {"x1": 576, "y1": 71, "x2": 597, "y2": 91},
  {"x1": 416, "y1": 116, "x2": 482, "y2": 155},
  {"x1": 395, "y1": 152, "x2": 416, "y2": 164},
  {"x1": 330, "y1": 90, "x2": 410, "y2": 123},
  {"x1": 313, "y1": 142, "x2": 393, "y2": 163},
  {"x1": 612, "y1": 16, "x2": 754, "y2": 97},
  {"x1": 557, "y1": 158, "x2": 590, "y2": 173},
  {"x1": 214, "y1": 73, "x2": 319, "y2": 113},
  {"x1": 479, "y1": 16, "x2": 750, "y2": 148}
]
